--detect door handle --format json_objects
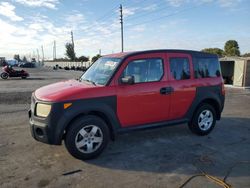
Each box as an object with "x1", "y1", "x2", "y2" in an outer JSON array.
[{"x1": 160, "y1": 87, "x2": 174, "y2": 95}]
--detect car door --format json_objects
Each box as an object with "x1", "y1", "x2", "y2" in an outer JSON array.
[
  {"x1": 167, "y1": 53, "x2": 196, "y2": 120},
  {"x1": 115, "y1": 53, "x2": 171, "y2": 127}
]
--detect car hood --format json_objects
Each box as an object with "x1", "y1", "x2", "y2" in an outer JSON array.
[{"x1": 35, "y1": 79, "x2": 97, "y2": 102}]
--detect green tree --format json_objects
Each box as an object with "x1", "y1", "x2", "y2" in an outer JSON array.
[
  {"x1": 242, "y1": 53, "x2": 250, "y2": 57},
  {"x1": 224, "y1": 40, "x2": 240, "y2": 56},
  {"x1": 201, "y1": 48, "x2": 224, "y2": 57},
  {"x1": 65, "y1": 43, "x2": 76, "y2": 61},
  {"x1": 22, "y1": 56, "x2": 27, "y2": 62},
  {"x1": 91, "y1": 54, "x2": 102, "y2": 63},
  {"x1": 14, "y1": 54, "x2": 21, "y2": 62},
  {"x1": 78, "y1": 56, "x2": 89, "y2": 62}
]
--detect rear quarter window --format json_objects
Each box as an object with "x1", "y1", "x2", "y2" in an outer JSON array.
[{"x1": 193, "y1": 57, "x2": 221, "y2": 78}]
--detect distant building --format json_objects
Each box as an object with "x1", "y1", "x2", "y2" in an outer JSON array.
[{"x1": 220, "y1": 57, "x2": 250, "y2": 88}]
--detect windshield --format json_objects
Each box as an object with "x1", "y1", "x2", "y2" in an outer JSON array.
[{"x1": 80, "y1": 57, "x2": 121, "y2": 85}]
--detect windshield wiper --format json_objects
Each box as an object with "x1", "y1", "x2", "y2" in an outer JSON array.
[{"x1": 82, "y1": 79, "x2": 96, "y2": 85}]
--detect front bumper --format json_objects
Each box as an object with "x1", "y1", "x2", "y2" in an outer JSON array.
[
  {"x1": 29, "y1": 109, "x2": 51, "y2": 144},
  {"x1": 28, "y1": 96, "x2": 66, "y2": 145}
]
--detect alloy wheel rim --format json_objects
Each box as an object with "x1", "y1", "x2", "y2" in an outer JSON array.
[
  {"x1": 198, "y1": 110, "x2": 213, "y2": 131},
  {"x1": 75, "y1": 125, "x2": 103, "y2": 154}
]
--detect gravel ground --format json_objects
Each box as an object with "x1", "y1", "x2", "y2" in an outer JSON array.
[{"x1": 0, "y1": 68, "x2": 250, "y2": 188}]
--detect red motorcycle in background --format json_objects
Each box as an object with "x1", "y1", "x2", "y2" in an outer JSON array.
[{"x1": 1, "y1": 66, "x2": 29, "y2": 79}]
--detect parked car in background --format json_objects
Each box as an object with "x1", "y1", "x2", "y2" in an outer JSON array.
[
  {"x1": 19, "y1": 62, "x2": 35, "y2": 68},
  {"x1": 6, "y1": 60, "x2": 18, "y2": 66},
  {"x1": 29, "y1": 49, "x2": 225, "y2": 160}
]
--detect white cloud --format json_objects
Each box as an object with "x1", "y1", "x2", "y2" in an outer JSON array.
[
  {"x1": 65, "y1": 12, "x2": 85, "y2": 29},
  {"x1": 15, "y1": 0, "x2": 59, "y2": 9},
  {"x1": 0, "y1": 10, "x2": 121, "y2": 59},
  {"x1": 131, "y1": 25, "x2": 145, "y2": 32},
  {"x1": 0, "y1": 18, "x2": 39, "y2": 58},
  {"x1": 166, "y1": 0, "x2": 189, "y2": 7},
  {"x1": 122, "y1": 7, "x2": 138, "y2": 18},
  {"x1": 66, "y1": 13, "x2": 85, "y2": 23},
  {"x1": 218, "y1": 0, "x2": 242, "y2": 8},
  {"x1": 0, "y1": 14, "x2": 72, "y2": 59},
  {"x1": 142, "y1": 4, "x2": 158, "y2": 11},
  {"x1": 166, "y1": 0, "x2": 242, "y2": 7},
  {"x1": 0, "y1": 2, "x2": 23, "y2": 21}
]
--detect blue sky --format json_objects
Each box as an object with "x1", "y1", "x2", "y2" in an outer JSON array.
[{"x1": 0, "y1": 0, "x2": 249, "y2": 60}]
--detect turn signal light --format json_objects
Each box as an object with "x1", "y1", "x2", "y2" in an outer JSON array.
[{"x1": 64, "y1": 103, "x2": 72, "y2": 109}]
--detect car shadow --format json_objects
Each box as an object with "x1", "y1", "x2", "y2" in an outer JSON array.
[{"x1": 86, "y1": 117, "x2": 250, "y2": 178}]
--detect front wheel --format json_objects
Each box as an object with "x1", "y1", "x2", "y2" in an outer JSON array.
[
  {"x1": 65, "y1": 115, "x2": 110, "y2": 160},
  {"x1": 1, "y1": 72, "x2": 9, "y2": 79},
  {"x1": 188, "y1": 104, "x2": 216, "y2": 136}
]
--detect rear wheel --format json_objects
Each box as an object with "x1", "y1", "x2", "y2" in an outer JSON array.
[
  {"x1": 188, "y1": 104, "x2": 216, "y2": 136},
  {"x1": 1, "y1": 72, "x2": 9, "y2": 79},
  {"x1": 65, "y1": 115, "x2": 110, "y2": 160}
]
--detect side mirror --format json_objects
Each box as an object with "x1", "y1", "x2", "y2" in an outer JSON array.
[{"x1": 120, "y1": 75, "x2": 135, "y2": 85}]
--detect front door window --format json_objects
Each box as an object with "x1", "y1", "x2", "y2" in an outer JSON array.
[{"x1": 122, "y1": 58, "x2": 164, "y2": 83}]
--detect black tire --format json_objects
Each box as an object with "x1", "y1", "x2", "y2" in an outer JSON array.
[
  {"x1": 1, "y1": 72, "x2": 9, "y2": 79},
  {"x1": 188, "y1": 104, "x2": 216, "y2": 136},
  {"x1": 65, "y1": 115, "x2": 110, "y2": 160},
  {"x1": 21, "y1": 76, "x2": 27, "y2": 79}
]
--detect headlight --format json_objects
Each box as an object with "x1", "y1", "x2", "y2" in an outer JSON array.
[{"x1": 36, "y1": 103, "x2": 51, "y2": 117}]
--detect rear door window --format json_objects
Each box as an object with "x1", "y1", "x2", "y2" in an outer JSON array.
[{"x1": 170, "y1": 58, "x2": 190, "y2": 80}]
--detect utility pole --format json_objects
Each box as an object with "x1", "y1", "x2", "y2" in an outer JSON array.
[
  {"x1": 52, "y1": 42, "x2": 54, "y2": 60},
  {"x1": 32, "y1": 50, "x2": 35, "y2": 60},
  {"x1": 41, "y1": 45, "x2": 44, "y2": 62},
  {"x1": 120, "y1": 4, "x2": 124, "y2": 52},
  {"x1": 54, "y1": 41, "x2": 56, "y2": 60},
  {"x1": 36, "y1": 48, "x2": 40, "y2": 62},
  {"x1": 99, "y1": 49, "x2": 101, "y2": 55},
  {"x1": 53, "y1": 40, "x2": 56, "y2": 60},
  {"x1": 71, "y1": 30, "x2": 75, "y2": 61}
]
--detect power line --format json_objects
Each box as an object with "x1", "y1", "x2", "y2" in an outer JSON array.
[
  {"x1": 79, "y1": 5, "x2": 118, "y2": 33},
  {"x1": 82, "y1": 3, "x2": 204, "y2": 42},
  {"x1": 52, "y1": 4, "x2": 203, "y2": 54},
  {"x1": 39, "y1": 2, "x2": 206, "y2": 57},
  {"x1": 122, "y1": 0, "x2": 151, "y2": 9},
  {"x1": 125, "y1": 4, "x2": 202, "y2": 28},
  {"x1": 125, "y1": 1, "x2": 174, "y2": 21}
]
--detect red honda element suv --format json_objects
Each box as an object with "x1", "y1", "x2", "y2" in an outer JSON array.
[{"x1": 29, "y1": 50, "x2": 225, "y2": 160}]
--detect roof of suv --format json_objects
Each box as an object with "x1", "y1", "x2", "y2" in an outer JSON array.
[{"x1": 104, "y1": 49, "x2": 218, "y2": 59}]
